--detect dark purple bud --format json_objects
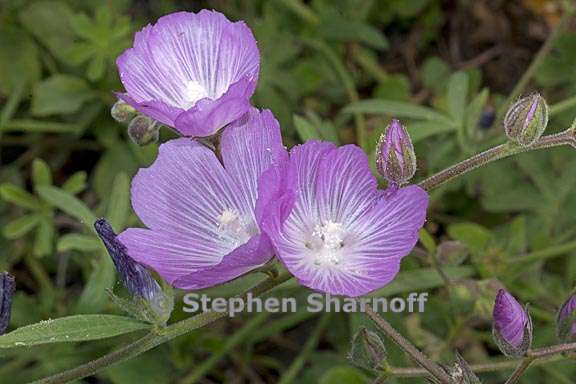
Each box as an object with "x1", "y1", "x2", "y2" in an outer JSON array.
[
  {"x1": 557, "y1": 293, "x2": 576, "y2": 342},
  {"x1": 94, "y1": 218, "x2": 162, "y2": 301},
  {"x1": 0, "y1": 272, "x2": 15, "y2": 335},
  {"x1": 492, "y1": 289, "x2": 532, "y2": 357},
  {"x1": 504, "y1": 93, "x2": 548, "y2": 147},
  {"x1": 376, "y1": 119, "x2": 416, "y2": 185},
  {"x1": 127, "y1": 115, "x2": 160, "y2": 146}
]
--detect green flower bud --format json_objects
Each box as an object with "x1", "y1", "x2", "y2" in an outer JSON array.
[
  {"x1": 111, "y1": 100, "x2": 137, "y2": 123},
  {"x1": 127, "y1": 116, "x2": 160, "y2": 146},
  {"x1": 348, "y1": 327, "x2": 387, "y2": 372},
  {"x1": 504, "y1": 93, "x2": 549, "y2": 146}
]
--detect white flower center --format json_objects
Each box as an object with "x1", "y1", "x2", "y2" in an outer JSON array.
[
  {"x1": 308, "y1": 220, "x2": 345, "y2": 266},
  {"x1": 217, "y1": 208, "x2": 252, "y2": 246},
  {"x1": 182, "y1": 80, "x2": 209, "y2": 109}
]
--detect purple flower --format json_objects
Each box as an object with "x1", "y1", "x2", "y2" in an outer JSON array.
[
  {"x1": 116, "y1": 10, "x2": 259, "y2": 137},
  {"x1": 376, "y1": 119, "x2": 416, "y2": 185},
  {"x1": 492, "y1": 289, "x2": 532, "y2": 357},
  {"x1": 262, "y1": 141, "x2": 428, "y2": 297},
  {"x1": 0, "y1": 272, "x2": 15, "y2": 335},
  {"x1": 118, "y1": 109, "x2": 287, "y2": 289},
  {"x1": 94, "y1": 218, "x2": 162, "y2": 301},
  {"x1": 557, "y1": 293, "x2": 576, "y2": 342}
]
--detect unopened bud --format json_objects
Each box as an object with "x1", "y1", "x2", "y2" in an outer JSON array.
[
  {"x1": 0, "y1": 272, "x2": 15, "y2": 335},
  {"x1": 348, "y1": 327, "x2": 387, "y2": 372},
  {"x1": 111, "y1": 99, "x2": 137, "y2": 123},
  {"x1": 492, "y1": 289, "x2": 532, "y2": 357},
  {"x1": 449, "y1": 352, "x2": 481, "y2": 384},
  {"x1": 504, "y1": 93, "x2": 549, "y2": 146},
  {"x1": 127, "y1": 116, "x2": 160, "y2": 146},
  {"x1": 556, "y1": 293, "x2": 576, "y2": 342},
  {"x1": 376, "y1": 119, "x2": 416, "y2": 185}
]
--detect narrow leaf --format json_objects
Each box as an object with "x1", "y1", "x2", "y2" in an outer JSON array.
[
  {"x1": 106, "y1": 172, "x2": 130, "y2": 231},
  {"x1": 0, "y1": 315, "x2": 150, "y2": 348},
  {"x1": 37, "y1": 185, "x2": 96, "y2": 228}
]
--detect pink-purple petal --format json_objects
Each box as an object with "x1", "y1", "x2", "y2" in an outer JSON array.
[
  {"x1": 264, "y1": 141, "x2": 428, "y2": 297},
  {"x1": 173, "y1": 234, "x2": 272, "y2": 290},
  {"x1": 116, "y1": 10, "x2": 259, "y2": 137}
]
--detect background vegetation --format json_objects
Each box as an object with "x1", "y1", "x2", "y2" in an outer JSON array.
[{"x1": 1, "y1": 0, "x2": 576, "y2": 382}]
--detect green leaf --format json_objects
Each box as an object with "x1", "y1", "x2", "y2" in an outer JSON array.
[
  {"x1": 421, "y1": 56, "x2": 451, "y2": 93},
  {"x1": 57, "y1": 234, "x2": 100, "y2": 252},
  {"x1": 0, "y1": 26, "x2": 40, "y2": 94},
  {"x1": 465, "y1": 88, "x2": 489, "y2": 137},
  {"x1": 106, "y1": 172, "x2": 130, "y2": 231},
  {"x1": 37, "y1": 186, "x2": 96, "y2": 229},
  {"x1": 32, "y1": 158, "x2": 52, "y2": 187},
  {"x1": 318, "y1": 9, "x2": 388, "y2": 50},
  {"x1": 448, "y1": 222, "x2": 492, "y2": 254},
  {"x1": 3, "y1": 215, "x2": 41, "y2": 239},
  {"x1": 343, "y1": 99, "x2": 452, "y2": 124},
  {"x1": 293, "y1": 114, "x2": 321, "y2": 141},
  {"x1": 0, "y1": 119, "x2": 80, "y2": 133},
  {"x1": 446, "y1": 71, "x2": 469, "y2": 124},
  {"x1": 32, "y1": 75, "x2": 95, "y2": 116},
  {"x1": 62, "y1": 171, "x2": 87, "y2": 194},
  {"x1": 0, "y1": 315, "x2": 150, "y2": 348},
  {"x1": 419, "y1": 228, "x2": 436, "y2": 255},
  {"x1": 319, "y1": 367, "x2": 365, "y2": 384},
  {"x1": 33, "y1": 219, "x2": 55, "y2": 257},
  {"x1": 76, "y1": 255, "x2": 116, "y2": 314},
  {"x1": 407, "y1": 120, "x2": 456, "y2": 143},
  {"x1": 0, "y1": 183, "x2": 41, "y2": 210},
  {"x1": 18, "y1": 1, "x2": 77, "y2": 65}
]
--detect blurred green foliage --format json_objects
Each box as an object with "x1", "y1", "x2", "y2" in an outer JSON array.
[{"x1": 1, "y1": 0, "x2": 576, "y2": 383}]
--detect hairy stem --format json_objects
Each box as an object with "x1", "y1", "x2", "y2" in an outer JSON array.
[
  {"x1": 33, "y1": 272, "x2": 292, "y2": 384},
  {"x1": 504, "y1": 357, "x2": 535, "y2": 384},
  {"x1": 418, "y1": 129, "x2": 576, "y2": 191},
  {"x1": 389, "y1": 342, "x2": 576, "y2": 378},
  {"x1": 363, "y1": 305, "x2": 453, "y2": 384}
]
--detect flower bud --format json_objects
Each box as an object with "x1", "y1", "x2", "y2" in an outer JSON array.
[
  {"x1": 449, "y1": 352, "x2": 482, "y2": 384},
  {"x1": 504, "y1": 93, "x2": 549, "y2": 146},
  {"x1": 0, "y1": 272, "x2": 15, "y2": 335},
  {"x1": 348, "y1": 327, "x2": 387, "y2": 372},
  {"x1": 95, "y1": 218, "x2": 161, "y2": 301},
  {"x1": 94, "y1": 219, "x2": 173, "y2": 325},
  {"x1": 127, "y1": 116, "x2": 160, "y2": 146},
  {"x1": 376, "y1": 119, "x2": 416, "y2": 185},
  {"x1": 111, "y1": 99, "x2": 137, "y2": 123},
  {"x1": 492, "y1": 289, "x2": 532, "y2": 357},
  {"x1": 556, "y1": 293, "x2": 576, "y2": 342}
]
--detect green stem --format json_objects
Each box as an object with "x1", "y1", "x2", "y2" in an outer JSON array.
[
  {"x1": 418, "y1": 129, "x2": 576, "y2": 191},
  {"x1": 179, "y1": 311, "x2": 271, "y2": 384},
  {"x1": 33, "y1": 272, "x2": 292, "y2": 384},
  {"x1": 278, "y1": 313, "x2": 331, "y2": 384},
  {"x1": 389, "y1": 342, "x2": 576, "y2": 379},
  {"x1": 504, "y1": 357, "x2": 535, "y2": 384},
  {"x1": 507, "y1": 239, "x2": 576, "y2": 265},
  {"x1": 301, "y1": 38, "x2": 368, "y2": 151},
  {"x1": 495, "y1": 11, "x2": 573, "y2": 125},
  {"x1": 390, "y1": 355, "x2": 563, "y2": 378},
  {"x1": 550, "y1": 95, "x2": 576, "y2": 116},
  {"x1": 276, "y1": 0, "x2": 320, "y2": 26},
  {"x1": 363, "y1": 306, "x2": 452, "y2": 384}
]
